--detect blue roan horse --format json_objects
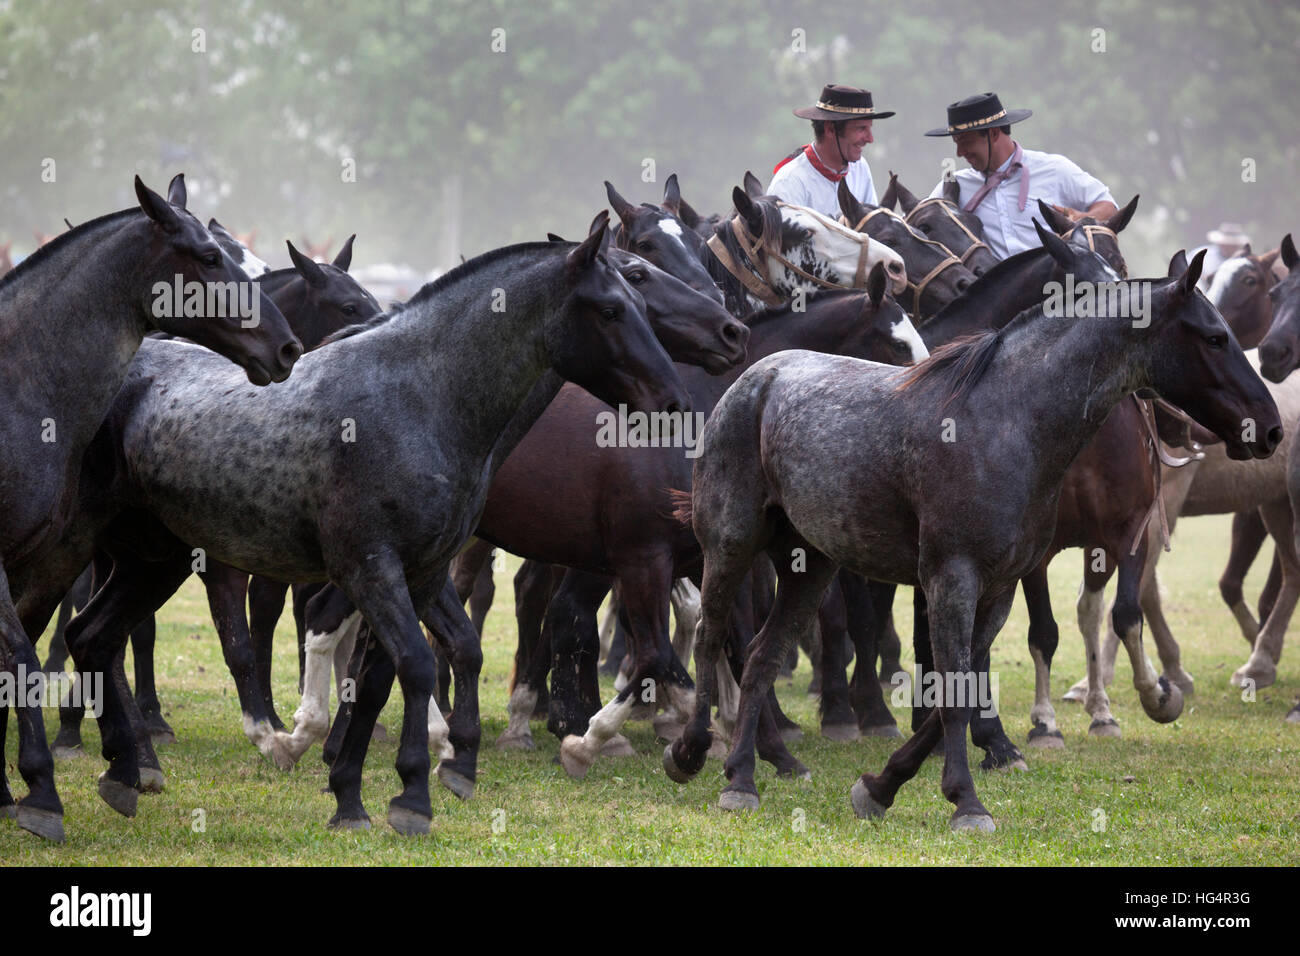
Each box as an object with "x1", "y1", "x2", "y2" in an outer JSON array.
[{"x1": 668, "y1": 225, "x2": 1281, "y2": 832}]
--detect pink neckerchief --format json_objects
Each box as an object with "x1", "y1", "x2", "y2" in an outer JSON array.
[{"x1": 963, "y1": 142, "x2": 1029, "y2": 213}]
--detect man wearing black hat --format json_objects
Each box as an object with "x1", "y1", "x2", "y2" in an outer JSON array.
[
  {"x1": 925, "y1": 92, "x2": 1117, "y2": 260},
  {"x1": 766, "y1": 84, "x2": 894, "y2": 218}
]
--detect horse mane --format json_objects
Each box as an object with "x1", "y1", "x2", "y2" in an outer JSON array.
[
  {"x1": 316, "y1": 313, "x2": 393, "y2": 347},
  {"x1": 0, "y1": 208, "x2": 139, "y2": 297},
  {"x1": 401, "y1": 241, "x2": 569, "y2": 310},
  {"x1": 897, "y1": 302, "x2": 1044, "y2": 409},
  {"x1": 742, "y1": 287, "x2": 861, "y2": 329},
  {"x1": 701, "y1": 198, "x2": 790, "y2": 315}
]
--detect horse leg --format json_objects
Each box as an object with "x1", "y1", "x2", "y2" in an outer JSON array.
[
  {"x1": 129, "y1": 615, "x2": 175, "y2": 743},
  {"x1": 910, "y1": 586, "x2": 933, "y2": 733},
  {"x1": 1113, "y1": 533, "x2": 1183, "y2": 723},
  {"x1": 718, "y1": 538, "x2": 836, "y2": 810},
  {"x1": 451, "y1": 537, "x2": 495, "y2": 636},
  {"x1": 1221, "y1": 509, "x2": 1269, "y2": 645},
  {"x1": 1077, "y1": 554, "x2": 1124, "y2": 737},
  {"x1": 1233, "y1": 498, "x2": 1300, "y2": 689},
  {"x1": 968, "y1": 645, "x2": 1026, "y2": 771},
  {"x1": 1258, "y1": 549, "x2": 1282, "y2": 637},
  {"x1": 275, "y1": 585, "x2": 361, "y2": 765},
  {"x1": 328, "y1": 559, "x2": 439, "y2": 835},
  {"x1": 199, "y1": 561, "x2": 294, "y2": 768},
  {"x1": 324, "y1": 625, "x2": 393, "y2": 830},
  {"x1": 840, "y1": 572, "x2": 900, "y2": 736},
  {"x1": 497, "y1": 565, "x2": 561, "y2": 750},
  {"x1": 817, "y1": 573, "x2": 859, "y2": 740},
  {"x1": 247, "y1": 574, "x2": 291, "y2": 730},
  {"x1": 1022, "y1": 563, "x2": 1065, "y2": 748},
  {"x1": 543, "y1": 569, "x2": 611, "y2": 743},
  {"x1": 417, "y1": 575, "x2": 482, "y2": 799},
  {"x1": 0, "y1": 561, "x2": 64, "y2": 840},
  {"x1": 670, "y1": 578, "x2": 700, "y2": 668}
]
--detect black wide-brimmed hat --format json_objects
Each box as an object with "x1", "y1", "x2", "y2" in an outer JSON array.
[
  {"x1": 924, "y1": 92, "x2": 1032, "y2": 137},
  {"x1": 794, "y1": 84, "x2": 895, "y2": 122}
]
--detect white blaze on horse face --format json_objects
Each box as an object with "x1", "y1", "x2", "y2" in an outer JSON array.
[
  {"x1": 778, "y1": 204, "x2": 907, "y2": 295},
  {"x1": 891, "y1": 316, "x2": 929, "y2": 364},
  {"x1": 657, "y1": 216, "x2": 687, "y2": 250},
  {"x1": 1207, "y1": 256, "x2": 1252, "y2": 309}
]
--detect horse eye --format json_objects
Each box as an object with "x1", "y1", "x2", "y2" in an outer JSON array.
[
  {"x1": 201, "y1": 252, "x2": 220, "y2": 267},
  {"x1": 917, "y1": 224, "x2": 930, "y2": 233},
  {"x1": 1244, "y1": 276, "x2": 1257, "y2": 285},
  {"x1": 637, "y1": 241, "x2": 654, "y2": 253},
  {"x1": 343, "y1": 304, "x2": 357, "y2": 316},
  {"x1": 1208, "y1": 334, "x2": 1226, "y2": 350},
  {"x1": 627, "y1": 271, "x2": 647, "y2": 284},
  {"x1": 600, "y1": 306, "x2": 619, "y2": 321}
]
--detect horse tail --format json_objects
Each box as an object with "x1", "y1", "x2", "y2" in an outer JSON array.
[{"x1": 668, "y1": 488, "x2": 693, "y2": 527}]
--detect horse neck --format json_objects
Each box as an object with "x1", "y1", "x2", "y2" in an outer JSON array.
[
  {"x1": 0, "y1": 217, "x2": 150, "y2": 448},
  {"x1": 379, "y1": 251, "x2": 561, "y2": 459},
  {"x1": 682, "y1": 296, "x2": 860, "y2": 415},
  {"x1": 921, "y1": 250, "x2": 1053, "y2": 346},
  {"x1": 266, "y1": 278, "x2": 326, "y2": 350}
]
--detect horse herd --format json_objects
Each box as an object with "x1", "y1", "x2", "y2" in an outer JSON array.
[{"x1": 1, "y1": 169, "x2": 1297, "y2": 844}]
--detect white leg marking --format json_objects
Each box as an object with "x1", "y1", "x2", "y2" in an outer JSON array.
[{"x1": 274, "y1": 611, "x2": 359, "y2": 763}]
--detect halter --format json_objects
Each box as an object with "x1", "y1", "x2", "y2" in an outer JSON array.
[
  {"x1": 1063, "y1": 222, "x2": 1126, "y2": 277},
  {"x1": 843, "y1": 205, "x2": 965, "y2": 321},
  {"x1": 903, "y1": 198, "x2": 993, "y2": 268},
  {"x1": 706, "y1": 200, "x2": 878, "y2": 308}
]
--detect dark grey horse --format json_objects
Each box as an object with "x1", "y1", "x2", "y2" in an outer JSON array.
[
  {"x1": 16, "y1": 219, "x2": 689, "y2": 836},
  {"x1": 668, "y1": 224, "x2": 1281, "y2": 832},
  {"x1": 0, "y1": 174, "x2": 302, "y2": 842}
]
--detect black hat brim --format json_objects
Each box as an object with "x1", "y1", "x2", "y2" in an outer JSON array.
[
  {"x1": 795, "y1": 106, "x2": 895, "y2": 121},
  {"x1": 923, "y1": 107, "x2": 1032, "y2": 136}
]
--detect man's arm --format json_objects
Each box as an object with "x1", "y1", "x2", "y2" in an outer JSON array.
[{"x1": 1052, "y1": 200, "x2": 1119, "y2": 223}]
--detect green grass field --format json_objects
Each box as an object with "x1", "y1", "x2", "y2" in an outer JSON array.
[{"x1": 3, "y1": 512, "x2": 1297, "y2": 865}]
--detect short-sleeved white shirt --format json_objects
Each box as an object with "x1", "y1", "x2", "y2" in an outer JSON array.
[
  {"x1": 928, "y1": 145, "x2": 1115, "y2": 259},
  {"x1": 767, "y1": 149, "x2": 878, "y2": 219}
]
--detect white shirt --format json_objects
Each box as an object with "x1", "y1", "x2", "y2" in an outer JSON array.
[
  {"x1": 767, "y1": 148, "x2": 878, "y2": 219},
  {"x1": 928, "y1": 145, "x2": 1115, "y2": 259}
]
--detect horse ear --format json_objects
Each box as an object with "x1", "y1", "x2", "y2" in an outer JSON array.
[
  {"x1": 743, "y1": 170, "x2": 764, "y2": 198},
  {"x1": 604, "y1": 181, "x2": 636, "y2": 229},
  {"x1": 677, "y1": 198, "x2": 701, "y2": 230},
  {"x1": 1237, "y1": 242, "x2": 1252, "y2": 258},
  {"x1": 332, "y1": 234, "x2": 356, "y2": 272},
  {"x1": 1167, "y1": 249, "x2": 1189, "y2": 277},
  {"x1": 865, "y1": 260, "x2": 887, "y2": 309},
  {"x1": 879, "y1": 173, "x2": 898, "y2": 212},
  {"x1": 1034, "y1": 218, "x2": 1075, "y2": 270},
  {"x1": 1105, "y1": 195, "x2": 1139, "y2": 234},
  {"x1": 1036, "y1": 199, "x2": 1073, "y2": 236},
  {"x1": 567, "y1": 211, "x2": 608, "y2": 278},
  {"x1": 733, "y1": 186, "x2": 764, "y2": 237},
  {"x1": 287, "y1": 239, "x2": 328, "y2": 288},
  {"x1": 838, "y1": 180, "x2": 865, "y2": 226},
  {"x1": 662, "y1": 174, "x2": 681, "y2": 216},
  {"x1": 135, "y1": 176, "x2": 182, "y2": 233},
  {"x1": 167, "y1": 173, "x2": 188, "y2": 210},
  {"x1": 893, "y1": 172, "x2": 921, "y2": 214},
  {"x1": 547, "y1": 233, "x2": 566, "y2": 242},
  {"x1": 1180, "y1": 248, "x2": 1206, "y2": 293},
  {"x1": 942, "y1": 177, "x2": 961, "y2": 204},
  {"x1": 207, "y1": 217, "x2": 223, "y2": 233},
  {"x1": 1281, "y1": 234, "x2": 1298, "y2": 271}
]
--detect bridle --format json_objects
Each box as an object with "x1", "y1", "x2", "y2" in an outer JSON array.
[
  {"x1": 706, "y1": 200, "x2": 880, "y2": 308},
  {"x1": 843, "y1": 204, "x2": 966, "y2": 321},
  {"x1": 903, "y1": 197, "x2": 993, "y2": 268},
  {"x1": 1063, "y1": 222, "x2": 1126, "y2": 277}
]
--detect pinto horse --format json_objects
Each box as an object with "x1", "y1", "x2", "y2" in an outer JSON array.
[
  {"x1": 0, "y1": 174, "x2": 301, "y2": 842},
  {"x1": 668, "y1": 225, "x2": 1279, "y2": 831}
]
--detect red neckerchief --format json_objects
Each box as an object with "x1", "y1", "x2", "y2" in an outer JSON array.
[{"x1": 772, "y1": 144, "x2": 847, "y2": 183}]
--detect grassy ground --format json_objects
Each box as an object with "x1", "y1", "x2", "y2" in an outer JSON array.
[{"x1": 2, "y1": 513, "x2": 1297, "y2": 865}]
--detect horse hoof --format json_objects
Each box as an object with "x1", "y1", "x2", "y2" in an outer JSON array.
[
  {"x1": 97, "y1": 774, "x2": 139, "y2": 818},
  {"x1": 1284, "y1": 706, "x2": 1300, "y2": 724},
  {"x1": 558, "y1": 737, "x2": 594, "y2": 780},
  {"x1": 150, "y1": 729, "x2": 177, "y2": 745},
  {"x1": 1061, "y1": 682, "x2": 1088, "y2": 703},
  {"x1": 775, "y1": 761, "x2": 812, "y2": 780},
  {"x1": 495, "y1": 731, "x2": 535, "y2": 751},
  {"x1": 371, "y1": 723, "x2": 389, "y2": 743},
  {"x1": 1167, "y1": 672, "x2": 1195, "y2": 697},
  {"x1": 52, "y1": 744, "x2": 84, "y2": 761},
  {"x1": 850, "y1": 779, "x2": 887, "y2": 819},
  {"x1": 718, "y1": 788, "x2": 760, "y2": 811},
  {"x1": 137, "y1": 768, "x2": 165, "y2": 793},
  {"x1": 328, "y1": 814, "x2": 371, "y2": 831},
  {"x1": 1000, "y1": 758, "x2": 1029, "y2": 772},
  {"x1": 1089, "y1": 718, "x2": 1123, "y2": 738},
  {"x1": 821, "y1": 723, "x2": 861, "y2": 742},
  {"x1": 1141, "y1": 677, "x2": 1183, "y2": 723},
  {"x1": 860, "y1": 723, "x2": 903, "y2": 738},
  {"x1": 1027, "y1": 726, "x2": 1065, "y2": 749},
  {"x1": 600, "y1": 734, "x2": 636, "y2": 757},
  {"x1": 951, "y1": 813, "x2": 996, "y2": 833},
  {"x1": 652, "y1": 715, "x2": 685, "y2": 742},
  {"x1": 436, "y1": 764, "x2": 476, "y2": 801},
  {"x1": 779, "y1": 726, "x2": 803, "y2": 744},
  {"x1": 387, "y1": 805, "x2": 431, "y2": 836},
  {"x1": 1231, "y1": 665, "x2": 1275, "y2": 690},
  {"x1": 706, "y1": 736, "x2": 729, "y2": 759},
  {"x1": 662, "y1": 744, "x2": 696, "y2": 784},
  {"x1": 16, "y1": 805, "x2": 65, "y2": 842}
]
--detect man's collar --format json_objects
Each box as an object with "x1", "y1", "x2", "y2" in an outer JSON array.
[{"x1": 806, "y1": 142, "x2": 848, "y2": 182}]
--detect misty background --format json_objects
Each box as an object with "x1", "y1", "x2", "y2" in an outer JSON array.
[{"x1": 1, "y1": 0, "x2": 1296, "y2": 282}]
